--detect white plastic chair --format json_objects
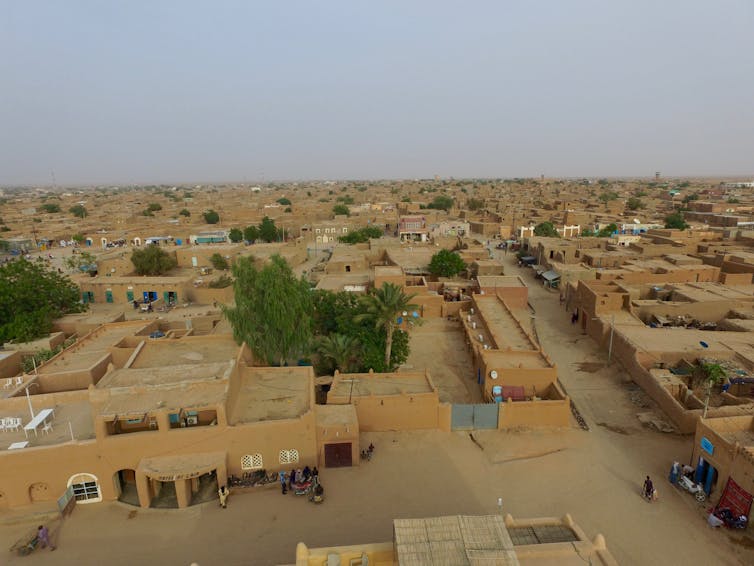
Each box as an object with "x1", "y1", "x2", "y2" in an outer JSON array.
[
  {"x1": 42, "y1": 421, "x2": 53, "y2": 435},
  {"x1": 15, "y1": 376, "x2": 24, "y2": 386},
  {"x1": 0, "y1": 420, "x2": 5, "y2": 432},
  {"x1": 2, "y1": 378, "x2": 12, "y2": 389},
  {"x1": 6, "y1": 417, "x2": 21, "y2": 432}
]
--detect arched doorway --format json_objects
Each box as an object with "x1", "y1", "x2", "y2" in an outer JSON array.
[
  {"x1": 114, "y1": 469, "x2": 138, "y2": 506},
  {"x1": 67, "y1": 473, "x2": 101, "y2": 504}
]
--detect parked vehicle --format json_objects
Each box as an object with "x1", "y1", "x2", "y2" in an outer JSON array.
[{"x1": 677, "y1": 475, "x2": 706, "y2": 502}]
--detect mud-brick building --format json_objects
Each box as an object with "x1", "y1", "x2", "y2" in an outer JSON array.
[{"x1": 0, "y1": 326, "x2": 359, "y2": 510}]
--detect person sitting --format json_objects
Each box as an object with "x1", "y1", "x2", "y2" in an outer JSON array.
[{"x1": 303, "y1": 466, "x2": 311, "y2": 480}]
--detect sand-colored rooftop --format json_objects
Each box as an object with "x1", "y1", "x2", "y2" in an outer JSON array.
[
  {"x1": 330, "y1": 371, "x2": 434, "y2": 398},
  {"x1": 473, "y1": 296, "x2": 537, "y2": 351},
  {"x1": 97, "y1": 361, "x2": 233, "y2": 389},
  {"x1": 99, "y1": 381, "x2": 228, "y2": 417},
  {"x1": 129, "y1": 336, "x2": 239, "y2": 368},
  {"x1": 228, "y1": 366, "x2": 311, "y2": 424}
]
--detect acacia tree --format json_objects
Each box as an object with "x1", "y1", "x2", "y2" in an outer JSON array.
[
  {"x1": 130, "y1": 246, "x2": 177, "y2": 275},
  {"x1": 355, "y1": 283, "x2": 418, "y2": 368},
  {"x1": 533, "y1": 221, "x2": 559, "y2": 237},
  {"x1": 223, "y1": 255, "x2": 312, "y2": 366},
  {"x1": 0, "y1": 259, "x2": 85, "y2": 343},
  {"x1": 429, "y1": 249, "x2": 466, "y2": 277}
]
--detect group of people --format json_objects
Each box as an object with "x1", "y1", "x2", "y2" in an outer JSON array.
[
  {"x1": 360, "y1": 442, "x2": 375, "y2": 461},
  {"x1": 279, "y1": 466, "x2": 318, "y2": 494}
]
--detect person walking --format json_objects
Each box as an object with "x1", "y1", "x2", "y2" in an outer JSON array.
[
  {"x1": 37, "y1": 525, "x2": 54, "y2": 550},
  {"x1": 643, "y1": 476, "x2": 654, "y2": 501},
  {"x1": 218, "y1": 485, "x2": 229, "y2": 508},
  {"x1": 279, "y1": 470, "x2": 287, "y2": 494}
]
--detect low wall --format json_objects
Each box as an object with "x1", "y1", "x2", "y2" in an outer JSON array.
[
  {"x1": 331, "y1": 393, "x2": 440, "y2": 432},
  {"x1": 295, "y1": 541, "x2": 395, "y2": 566},
  {"x1": 497, "y1": 397, "x2": 571, "y2": 429}
]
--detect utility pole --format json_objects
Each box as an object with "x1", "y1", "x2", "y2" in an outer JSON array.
[{"x1": 607, "y1": 315, "x2": 615, "y2": 365}]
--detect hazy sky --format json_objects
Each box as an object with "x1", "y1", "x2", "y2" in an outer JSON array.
[{"x1": 1, "y1": 1, "x2": 753, "y2": 185}]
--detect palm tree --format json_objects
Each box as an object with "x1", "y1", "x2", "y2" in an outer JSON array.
[
  {"x1": 317, "y1": 333, "x2": 360, "y2": 373},
  {"x1": 355, "y1": 282, "x2": 418, "y2": 369}
]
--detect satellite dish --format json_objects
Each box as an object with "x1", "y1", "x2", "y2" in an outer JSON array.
[
  {"x1": 633, "y1": 218, "x2": 641, "y2": 224},
  {"x1": 402, "y1": 311, "x2": 408, "y2": 316},
  {"x1": 490, "y1": 370, "x2": 498, "y2": 380}
]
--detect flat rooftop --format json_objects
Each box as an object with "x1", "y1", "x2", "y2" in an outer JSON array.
[
  {"x1": 98, "y1": 361, "x2": 233, "y2": 389},
  {"x1": 129, "y1": 336, "x2": 239, "y2": 368},
  {"x1": 0, "y1": 399, "x2": 95, "y2": 450},
  {"x1": 482, "y1": 351, "x2": 550, "y2": 369},
  {"x1": 39, "y1": 322, "x2": 151, "y2": 373},
  {"x1": 473, "y1": 296, "x2": 537, "y2": 351},
  {"x1": 477, "y1": 276, "x2": 525, "y2": 288},
  {"x1": 99, "y1": 381, "x2": 228, "y2": 418},
  {"x1": 330, "y1": 371, "x2": 434, "y2": 398},
  {"x1": 229, "y1": 366, "x2": 311, "y2": 424}
]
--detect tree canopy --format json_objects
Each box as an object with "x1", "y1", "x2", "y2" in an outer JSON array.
[
  {"x1": 664, "y1": 211, "x2": 689, "y2": 230},
  {"x1": 243, "y1": 225, "x2": 260, "y2": 243},
  {"x1": 210, "y1": 253, "x2": 229, "y2": 271},
  {"x1": 203, "y1": 209, "x2": 220, "y2": 224},
  {"x1": 228, "y1": 228, "x2": 243, "y2": 243},
  {"x1": 332, "y1": 204, "x2": 350, "y2": 216},
  {"x1": 354, "y1": 283, "x2": 418, "y2": 369},
  {"x1": 223, "y1": 255, "x2": 312, "y2": 366},
  {"x1": 0, "y1": 259, "x2": 85, "y2": 343},
  {"x1": 311, "y1": 290, "x2": 411, "y2": 373},
  {"x1": 130, "y1": 245, "x2": 178, "y2": 275},
  {"x1": 259, "y1": 216, "x2": 281, "y2": 242},
  {"x1": 429, "y1": 249, "x2": 466, "y2": 277},
  {"x1": 533, "y1": 221, "x2": 559, "y2": 237},
  {"x1": 339, "y1": 226, "x2": 383, "y2": 244},
  {"x1": 69, "y1": 204, "x2": 87, "y2": 218},
  {"x1": 64, "y1": 251, "x2": 97, "y2": 273},
  {"x1": 426, "y1": 195, "x2": 454, "y2": 211}
]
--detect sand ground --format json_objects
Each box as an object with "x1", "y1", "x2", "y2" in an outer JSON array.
[{"x1": 3, "y1": 251, "x2": 754, "y2": 565}]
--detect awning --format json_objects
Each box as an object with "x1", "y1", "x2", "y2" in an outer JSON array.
[
  {"x1": 138, "y1": 452, "x2": 226, "y2": 482},
  {"x1": 520, "y1": 256, "x2": 536, "y2": 265},
  {"x1": 541, "y1": 270, "x2": 561, "y2": 281}
]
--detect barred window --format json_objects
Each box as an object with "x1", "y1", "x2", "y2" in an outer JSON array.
[
  {"x1": 278, "y1": 449, "x2": 300, "y2": 464},
  {"x1": 241, "y1": 454, "x2": 263, "y2": 470}
]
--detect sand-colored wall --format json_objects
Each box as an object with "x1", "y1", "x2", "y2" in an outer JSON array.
[
  {"x1": 328, "y1": 392, "x2": 440, "y2": 432},
  {"x1": 498, "y1": 397, "x2": 570, "y2": 429},
  {"x1": 186, "y1": 285, "x2": 235, "y2": 305},
  {"x1": 719, "y1": 272, "x2": 753, "y2": 285},
  {"x1": 0, "y1": 351, "x2": 22, "y2": 379},
  {"x1": 0, "y1": 408, "x2": 319, "y2": 508},
  {"x1": 79, "y1": 279, "x2": 192, "y2": 304},
  {"x1": 295, "y1": 541, "x2": 395, "y2": 566}
]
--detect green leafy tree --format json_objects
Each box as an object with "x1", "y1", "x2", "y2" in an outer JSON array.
[
  {"x1": 69, "y1": 204, "x2": 87, "y2": 218},
  {"x1": 598, "y1": 191, "x2": 619, "y2": 203},
  {"x1": 467, "y1": 198, "x2": 484, "y2": 211},
  {"x1": 0, "y1": 259, "x2": 85, "y2": 343},
  {"x1": 40, "y1": 203, "x2": 61, "y2": 213},
  {"x1": 71, "y1": 233, "x2": 84, "y2": 243},
  {"x1": 130, "y1": 246, "x2": 178, "y2": 276},
  {"x1": 210, "y1": 253, "x2": 229, "y2": 271},
  {"x1": 223, "y1": 255, "x2": 312, "y2": 366},
  {"x1": 354, "y1": 283, "x2": 418, "y2": 369},
  {"x1": 426, "y1": 195, "x2": 454, "y2": 211},
  {"x1": 258, "y1": 216, "x2": 278, "y2": 242},
  {"x1": 203, "y1": 209, "x2": 220, "y2": 224},
  {"x1": 339, "y1": 226, "x2": 382, "y2": 244},
  {"x1": 336, "y1": 195, "x2": 355, "y2": 205},
  {"x1": 243, "y1": 225, "x2": 260, "y2": 243},
  {"x1": 147, "y1": 203, "x2": 162, "y2": 212},
  {"x1": 429, "y1": 249, "x2": 466, "y2": 277},
  {"x1": 276, "y1": 197, "x2": 291, "y2": 206},
  {"x1": 179, "y1": 208, "x2": 191, "y2": 217},
  {"x1": 64, "y1": 251, "x2": 97, "y2": 273},
  {"x1": 597, "y1": 223, "x2": 618, "y2": 238},
  {"x1": 627, "y1": 197, "x2": 643, "y2": 211},
  {"x1": 316, "y1": 333, "x2": 360, "y2": 373},
  {"x1": 533, "y1": 222, "x2": 559, "y2": 237},
  {"x1": 228, "y1": 228, "x2": 243, "y2": 243},
  {"x1": 664, "y1": 211, "x2": 689, "y2": 230},
  {"x1": 332, "y1": 204, "x2": 350, "y2": 216}
]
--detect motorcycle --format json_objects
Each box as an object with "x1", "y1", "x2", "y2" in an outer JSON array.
[
  {"x1": 677, "y1": 475, "x2": 706, "y2": 502},
  {"x1": 716, "y1": 508, "x2": 748, "y2": 529}
]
